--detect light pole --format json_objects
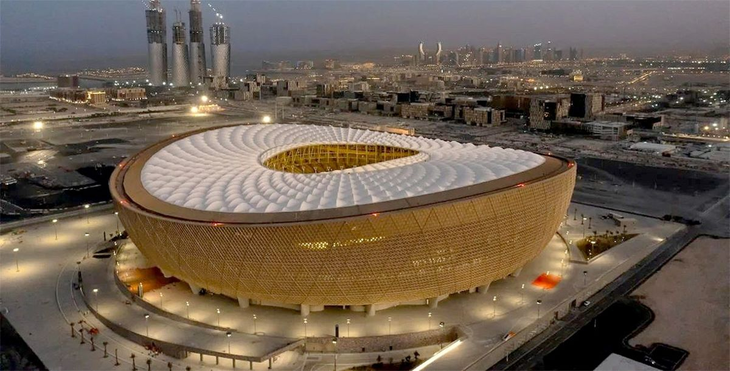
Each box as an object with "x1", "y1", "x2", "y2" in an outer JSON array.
[
  {"x1": 428, "y1": 312, "x2": 432, "y2": 330},
  {"x1": 114, "y1": 211, "x2": 119, "y2": 234},
  {"x1": 226, "y1": 331, "x2": 232, "y2": 353},
  {"x1": 590, "y1": 240, "x2": 596, "y2": 258},
  {"x1": 588, "y1": 217, "x2": 592, "y2": 229},
  {"x1": 536, "y1": 300, "x2": 542, "y2": 318},
  {"x1": 583, "y1": 270, "x2": 588, "y2": 286},
  {"x1": 84, "y1": 204, "x2": 90, "y2": 224},
  {"x1": 346, "y1": 318, "x2": 350, "y2": 337},
  {"x1": 186, "y1": 301, "x2": 190, "y2": 319},
  {"x1": 332, "y1": 338, "x2": 337, "y2": 371},
  {"x1": 252, "y1": 314, "x2": 257, "y2": 333},
  {"x1": 144, "y1": 314, "x2": 150, "y2": 336},
  {"x1": 582, "y1": 219, "x2": 587, "y2": 238},
  {"x1": 93, "y1": 288, "x2": 99, "y2": 312},
  {"x1": 159, "y1": 292, "x2": 163, "y2": 309},
  {"x1": 52, "y1": 219, "x2": 58, "y2": 240},
  {"x1": 388, "y1": 316, "x2": 392, "y2": 335},
  {"x1": 12, "y1": 248, "x2": 19, "y2": 272},
  {"x1": 84, "y1": 232, "x2": 90, "y2": 258},
  {"x1": 520, "y1": 283, "x2": 525, "y2": 304},
  {"x1": 303, "y1": 318, "x2": 307, "y2": 337},
  {"x1": 439, "y1": 322, "x2": 445, "y2": 349},
  {"x1": 217, "y1": 308, "x2": 221, "y2": 327},
  {"x1": 492, "y1": 295, "x2": 497, "y2": 318}
]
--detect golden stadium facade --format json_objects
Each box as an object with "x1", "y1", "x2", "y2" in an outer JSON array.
[{"x1": 111, "y1": 124, "x2": 575, "y2": 314}]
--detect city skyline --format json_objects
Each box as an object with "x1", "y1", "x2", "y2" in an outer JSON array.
[{"x1": 2, "y1": 0, "x2": 729, "y2": 74}]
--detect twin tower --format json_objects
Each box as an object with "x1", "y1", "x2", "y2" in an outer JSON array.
[{"x1": 145, "y1": 0, "x2": 230, "y2": 87}]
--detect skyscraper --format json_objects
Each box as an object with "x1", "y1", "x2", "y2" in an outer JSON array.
[
  {"x1": 494, "y1": 42, "x2": 503, "y2": 64},
  {"x1": 417, "y1": 42, "x2": 426, "y2": 66},
  {"x1": 533, "y1": 43, "x2": 542, "y2": 61},
  {"x1": 171, "y1": 12, "x2": 190, "y2": 87},
  {"x1": 145, "y1": 0, "x2": 167, "y2": 86},
  {"x1": 189, "y1": 0, "x2": 207, "y2": 84},
  {"x1": 210, "y1": 22, "x2": 230, "y2": 87}
]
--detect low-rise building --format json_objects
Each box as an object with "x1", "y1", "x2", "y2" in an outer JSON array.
[
  {"x1": 464, "y1": 107, "x2": 505, "y2": 126},
  {"x1": 86, "y1": 91, "x2": 107, "y2": 105},
  {"x1": 401, "y1": 102, "x2": 432, "y2": 120},
  {"x1": 583, "y1": 121, "x2": 631, "y2": 141},
  {"x1": 629, "y1": 142, "x2": 676, "y2": 155}
]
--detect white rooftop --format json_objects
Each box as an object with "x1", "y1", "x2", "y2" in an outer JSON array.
[{"x1": 140, "y1": 124, "x2": 545, "y2": 213}]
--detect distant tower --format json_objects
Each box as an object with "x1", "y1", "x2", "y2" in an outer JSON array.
[
  {"x1": 189, "y1": 0, "x2": 207, "y2": 84},
  {"x1": 171, "y1": 11, "x2": 190, "y2": 87},
  {"x1": 210, "y1": 22, "x2": 230, "y2": 87},
  {"x1": 418, "y1": 42, "x2": 426, "y2": 66},
  {"x1": 145, "y1": 0, "x2": 168, "y2": 86},
  {"x1": 435, "y1": 42, "x2": 443, "y2": 65},
  {"x1": 533, "y1": 43, "x2": 542, "y2": 61},
  {"x1": 495, "y1": 42, "x2": 503, "y2": 64}
]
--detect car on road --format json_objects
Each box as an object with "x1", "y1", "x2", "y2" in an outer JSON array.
[{"x1": 582, "y1": 300, "x2": 591, "y2": 307}]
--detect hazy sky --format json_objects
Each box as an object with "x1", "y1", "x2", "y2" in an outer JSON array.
[{"x1": 1, "y1": 0, "x2": 728, "y2": 74}]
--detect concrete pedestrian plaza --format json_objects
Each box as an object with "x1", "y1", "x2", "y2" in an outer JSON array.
[{"x1": 0, "y1": 203, "x2": 683, "y2": 370}]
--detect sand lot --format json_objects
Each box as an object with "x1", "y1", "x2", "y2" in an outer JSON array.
[{"x1": 630, "y1": 236, "x2": 730, "y2": 370}]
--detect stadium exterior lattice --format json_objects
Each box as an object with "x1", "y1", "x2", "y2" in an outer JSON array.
[{"x1": 111, "y1": 124, "x2": 576, "y2": 315}]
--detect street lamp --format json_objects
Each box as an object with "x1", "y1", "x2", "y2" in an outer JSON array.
[
  {"x1": 52, "y1": 219, "x2": 58, "y2": 240},
  {"x1": 388, "y1": 316, "x2": 392, "y2": 335},
  {"x1": 114, "y1": 211, "x2": 120, "y2": 234},
  {"x1": 12, "y1": 248, "x2": 19, "y2": 272},
  {"x1": 346, "y1": 318, "x2": 351, "y2": 337},
  {"x1": 583, "y1": 270, "x2": 588, "y2": 286},
  {"x1": 84, "y1": 204, "x2": 90, "y2": 224},
  {"x1": 217, "y1": 308, "x2": 221, "y2": 326},
  {"x1": 226, "y1": 331, "x2": 232, "y2": 353},
  {"x1": 185, "y1": 301, "x2": 190, "y2": 319},
  {"x1": 252, "y1": 314, "x2": 257, "y2": 333},
  {"x1": 303, "y1": 318, "x2": 307, "y2": 337},
  {"x1": 332, "y1": 338, "x2": 338, "y2": 371},
  {"x1": 439, "y1": 322, "x2": 445, "y2": 349},
  {"x1": 428, "y1": 312, "x2": 432, "y2": 330},
  {"x1": 159, "y1": 292, "x2": 163, "y2": 309},
  {"x1": 33, "y1": 121, "x2": 44, "y2": 131},
  {"x1": 144, "y1": 314, "x2": 150, "y2": 336},
  {"x1": 200, "y1": 95, "x2": 209, "y2": 103},
  {"x1": 536, "y1": 300, "x2": 542, "y2": 318},
  {"x1": 93, "y1": 288, "x2": 99, "y2": 311},
  {"x1": 493, "y1": 295, "x2": 498, "y2": 318},
  {"x1": 84, "y1": 232, "x2": 90, "y2": 258},
  {"x1": 520, "y1": 283, "x2": 525, "y2": 304},
  {"x1": 262, "y1": 115, "x2": 272, "y2": 124}
]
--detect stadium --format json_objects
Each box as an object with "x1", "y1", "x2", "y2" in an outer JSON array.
[{"x1": 110, "y1": 124, "x2": 576, "y2": 315}]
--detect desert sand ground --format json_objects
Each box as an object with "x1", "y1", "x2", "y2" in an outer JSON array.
[{"x1": 630, "y1": 236, "x2": 729, "y2": 370}]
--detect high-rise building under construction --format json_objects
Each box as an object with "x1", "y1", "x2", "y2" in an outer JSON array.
[
  {"x1": 171, "y1": 12, "x2": 190, "y2": 87},
  {"x1": 210, "y1": 22, "x2": 230, "y2": 87},
  {"x1": 145, "y1": 0, "x2": 167, "y2": 86},
  {"x1": 189, "y1": 0, "x2": 207, "y2": 84}
]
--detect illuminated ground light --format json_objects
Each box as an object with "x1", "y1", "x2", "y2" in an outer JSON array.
[{"x1": 532, "y1": 272, "x2": 562, "y2": 290}]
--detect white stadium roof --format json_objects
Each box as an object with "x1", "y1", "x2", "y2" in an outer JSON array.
[{"x1": 140, "y1": 124, "x2": 545, "y2": 213}]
